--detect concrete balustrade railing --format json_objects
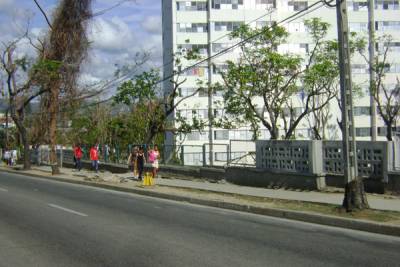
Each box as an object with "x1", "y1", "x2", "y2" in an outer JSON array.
[{"x1": 256, "y1": 140, "x2": 396, "y2": 182}]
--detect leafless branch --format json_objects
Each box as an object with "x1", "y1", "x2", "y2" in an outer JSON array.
[
  {"x1": 92, "y1": 0, "x2": 136, "y2": 17},
  {"x1": 33, "y1": 0, "x2": 53, "y2": 30}
]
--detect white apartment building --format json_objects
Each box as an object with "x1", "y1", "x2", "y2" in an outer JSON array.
[{"x1": 162, "y1": 0, "x2": 400, "y2": 166}]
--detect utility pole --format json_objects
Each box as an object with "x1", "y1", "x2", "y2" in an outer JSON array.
[
  {"x1": 368, "y1": 0, "x2": 377, "y2": 140},
  {"x1": 336, "y1": 0, "x2": 358, "y2": 183},
  {"x1": 336, "y1": 0, "x2": 369, "y2": 210},
  {"x1": 207, "y1": 0, "x2": 214, "y2": 166}
]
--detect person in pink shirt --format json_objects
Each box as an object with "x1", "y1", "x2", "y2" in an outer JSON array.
[{"x1": 148, "y1": 145, "x2": 160, "y2": 178}]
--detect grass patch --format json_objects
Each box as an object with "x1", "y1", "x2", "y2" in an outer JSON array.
[{"x1": 166, "y1": 186, "x2": 400, "y2": 225}]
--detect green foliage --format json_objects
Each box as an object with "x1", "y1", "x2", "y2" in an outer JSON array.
[
  {"x1": 14, "y1": 56, "x2": 30, "y2": 72},
  {"x1": 113, "y1": 45, "x2": 207, "y2": 143},
  {"x1": 220, "y1": 18, "x2": 340, "y2": 140},
  {"x1": 31, "y1": 59, "x2": 62, "y2": 82},
  {"x1": 114, "y1": 69, "x2": 160, "y2": 105},
  {"x1": 66, "y1": 104, "x2": 164, "y2": 148}
]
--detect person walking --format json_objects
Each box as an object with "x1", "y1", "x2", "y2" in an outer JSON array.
[
  {"x1": 148, "y1": 145, "x2": 160, "y2": 179},
  {"x1": 4, "y1": 149, "x2": 10, "y2": 166},
  {"x1": 11, "y1": 149, "x2": 18, "y2": 166},
  {"x1": 137, "y1": 146, "x2": 146, "y2": 181},
  {"x1": 127, "y1": 147, "x2": 138, "y2": 178},
  {"x1": 90, "y1": 144, "x2": 99, "y2": 173},
  {"x1": 74, "y1": 144, "x2": 83, "y2": 171}
]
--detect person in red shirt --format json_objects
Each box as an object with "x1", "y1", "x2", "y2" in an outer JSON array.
[
  {"x1": 73, "y1": 144, "x2": 83, "y2": 171},
  {"x1": 90, "y1": 144, "x2": 99, "y2": 173}
]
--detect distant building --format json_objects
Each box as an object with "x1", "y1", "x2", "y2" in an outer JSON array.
[{"x1": 162, "y1": 0, "x2": 400, "y2": 165}]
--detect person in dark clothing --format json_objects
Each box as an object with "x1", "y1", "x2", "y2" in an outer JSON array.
[{"x1": 137, "y1": 147, "x2": 146, "y2": 181}]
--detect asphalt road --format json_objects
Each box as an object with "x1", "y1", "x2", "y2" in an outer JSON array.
[{"x1": 0, "y1": 172, "x2": 399, "y2": 267}]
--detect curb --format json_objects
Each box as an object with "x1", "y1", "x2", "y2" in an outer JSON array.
[{"x1": 1, "y1": 168, "x2": 400, "y2": 237}]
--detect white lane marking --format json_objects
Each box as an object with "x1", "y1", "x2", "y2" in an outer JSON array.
[
  {"x1": 0, "y1": 187, "x2": 8, "y2": 192},
  {"x1": 48, "y1": 204, "x2": 88, "y2": 217}
]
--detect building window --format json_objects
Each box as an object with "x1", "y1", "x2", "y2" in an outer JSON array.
[
  {"x1": 375, "y1": 21, "x2": 400, "y2": 31},
  {"x1": 256, "y1": 0, "x2": 276, "y2": 8},
  {"x1": 176, "y1": 1, "x2": 208, "y2": 11},
  {"x1": 288, "y1": 1, "x2": 308, "y2": 11},
  {"x1": 356, "y1": 127, "x2": 371, "y2": 137},
  {"x1": 177, "y1": 23, "x2": 208, "y2": 33},
  {"x1": 178, "y1": 44, "x2": 208, "y2": 55},
  {"x1": 229, "y1": 130, "x2": 252, "y2": 140},
  {"x1": 383, "y1": 63, "x2": 400, "y2": 73},
  {"x1": 375, "y1": 0, "x2": 399, "y2": 10},
  {"x1": 214, "y1": 130, "x2": 229, "y2": 140},
  {"x1": 351, "y1": 64, "x2": 367, "y2": 74},
  {"x1": 213, "y1": 64, "x2": 229, "y2": 74},
  {"x1": 351, "y1": 1, "x2": 368, "y2": 11},
  {"x1": 278, "y1": 43, "x2": 309, "y2": 54},
  {"x1": 212, "y1": 0, "x2": 244, "y2": 10},
  {"x1": 215, "y1": 152, "x2": 228, "y2": 161},
  {"x1": 214, "y1": 21, "x2": 243, "y2": 31},
  {"x1": 199, "y1": 88, "x2": 208, "y2": 97},
  {"x1": 214, "y1": 109, "x2": 225, "y2": 118},
  {"x1": 349, "y1": 22, "x2": 368, "y2": 32},
  {"x1": 378, "y1": 127, "x2": 387, "y2": 136},
  {"x1": 179, "y1": 109, "x2": 208, "y2": 120},
  {"x1": 187, "y1": 131, "x2": 209, "y2": 141},
  {"x1": 353, "y1": 106, "x2": 371, "y2": 116},
  {"x1": 212, "y1": 43, "x2": 231, "y2": 53},
  {"x1": 283, "y1": 107, "x2": 303, "y2": 117},
  {"x1": 256, "y1": 21, "x2": 275, "y2": 29},
  {"x1": 181, "y1": 66, "x2": 208, "y2": 77},
  {"x1": 284, "y1": 22, "x2": 306, "y2": 33},
  {"x1": 179, "y1": 87, "x2": 198, "y2": 97},
  {"x1": 378, "y1": 126, "x2": 400, "y2": 136}
]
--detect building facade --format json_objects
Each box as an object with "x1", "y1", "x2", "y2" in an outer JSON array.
[{"x1": 162, "y1": 0, "x2": 400, "y2": 166}]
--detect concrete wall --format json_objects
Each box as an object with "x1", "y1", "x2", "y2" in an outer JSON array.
[
  {"x1": 32, "y1": 148, "x2": 397, "y2": 193},
  {"x1": 225, "y1": 167, "x2": 326, "y2": 190},
  {"x1": 386, "y1": 172, "x2": 400, "y2": 194}
]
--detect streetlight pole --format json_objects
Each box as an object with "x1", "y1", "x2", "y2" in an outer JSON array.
[
  {"x1": 335, "y1": 0, "x2": 369, "y2": 210},
  {"x1": 336, "y1": 0, "x2": 358, "y2": 184},
  {"x1": 207, "y1": 0, "x2": 214, "y2": 166},
  {"x1": 368, "y1": 0, "x2": 377, "y2": 141}
]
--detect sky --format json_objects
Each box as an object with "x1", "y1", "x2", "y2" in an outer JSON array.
[{"x1": 0, "y1": 0, "x2": 162, "y2": 94}]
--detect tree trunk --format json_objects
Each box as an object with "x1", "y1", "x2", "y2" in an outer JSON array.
[
  {"x1": 5, "y1": 109, "x2": 9, "y2": 148},
  {"x1": 49, "y1": 88, "x2": 60, "y2": 175},
  {"x1": 21, "y1": 129, "x2": 31, "y2": 170},
  {"x1": 342, "y1": 177, "x2": 369, "y2": 212},
  {"x1": 386, "y1": 122, "x2": 393, "y2": 141},
  {"x1": 10, "y1": 105, "x2": 31, "y2": 170},
  {"x1": 13, "y1": 121, "x2": 31, "y2": 170}
]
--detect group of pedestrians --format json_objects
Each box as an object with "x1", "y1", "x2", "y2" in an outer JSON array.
[
  {"x1": 73, "y1": 143, "x2": 99, "y2": 173},
  {"x1": 128, "y1": 145, "x2": 160, "y2": 180},
  {"x1": 73, "y1": 143, "x2": 161, "y2": 179},
  {"x1": 3, "y1": 149, "x2": 18, "y2": 166}
]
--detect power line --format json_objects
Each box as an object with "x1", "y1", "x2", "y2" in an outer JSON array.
[
  {"x1": 24, "y1": 1, "x2": 328, "y2": 117},
  {"x1": 157, "y1": 0, "x2": 326, "y2": 87}
]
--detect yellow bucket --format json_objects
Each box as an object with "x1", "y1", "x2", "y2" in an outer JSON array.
[{"x1": 143, "y1": 172, "x2": 154, "y2": 186}]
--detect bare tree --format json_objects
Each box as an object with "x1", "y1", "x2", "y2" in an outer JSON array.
[
  {"x1": 39, "y1": 0, "x2": 93, "y2": 174},
  {"x1": 0, "y1": 33, "x2": 49, "y2": 169},
  {"x1": 369, "y1": 36, "x2": 400, "y2": 141}
]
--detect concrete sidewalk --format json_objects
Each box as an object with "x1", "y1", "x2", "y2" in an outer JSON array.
[
  {"x1": 155, "y1": 176, "x2": 400, "y2": 212},
  {"x1": 28, "y1": 165, "x2": 400, "y2": 212}
]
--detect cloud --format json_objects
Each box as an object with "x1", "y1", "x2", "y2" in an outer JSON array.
[
  {"x1": 141, "y1": 15, "x2": 161, "y2": 34},
  {"x1": 89, "y1": 17, "x2": 136, "y2": 53},
  {"x1": 0, "y1": 0, "x2": 13, "y2": 10},
  {"x1": 0, "y1": 0, "x2": 164, "y2": 94}
]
